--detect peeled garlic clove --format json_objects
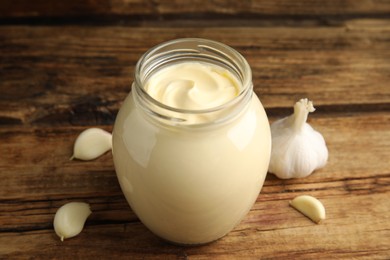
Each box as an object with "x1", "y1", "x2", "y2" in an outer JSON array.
[
  {"x1": 71, "y1": 128, "x2": 112, "y2": 160},
  {"x1": 54, "y1": 202, "x2": 92, "y2": 241},
  {"x1": 289, "y1": 195, "x2": 325, "y2": 223}
]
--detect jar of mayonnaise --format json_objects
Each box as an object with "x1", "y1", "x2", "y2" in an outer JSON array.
[{"x1": 113, "y1": 38, "x2": 271, "y2": 245}]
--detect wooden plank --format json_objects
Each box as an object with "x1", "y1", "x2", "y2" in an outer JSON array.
[
  {"x1": 1, "y1": 22, "x2": 389, "y2": 126},
  {"x1": 1, "y1": 0, "x2": 389, "y2": 19},
  {"x1": 1, "y1": 113, "x2": 389, "y2": 241},
  {"x1": 1, "y1": 114, "x2": 389, "y2": 180},
  {"x1": 0, "y1": 194, "x2": 388, "y2": 258}
]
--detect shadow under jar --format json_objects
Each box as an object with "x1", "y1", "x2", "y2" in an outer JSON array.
[{"x1": 112, "y1": 38, "x2": 271, "y2": 245}]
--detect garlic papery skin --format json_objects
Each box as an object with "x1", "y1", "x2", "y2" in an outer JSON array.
[
  {"x1": 54, "y1": 202, "x2": 92, "y2": 241},
  {"x1": 71, "y1": 128, "x2": 112, "y2": 161},
  {"x1": 268, "y1": 98, "x2": 328, "y2": 179}
]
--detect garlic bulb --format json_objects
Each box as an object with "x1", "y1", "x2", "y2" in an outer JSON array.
[
  {"x1": 268, "y1": 98, "x2": 328, "y2": 179},
  {"x1": 70, "y1": 128, "x2": 112, "y2": 161}
]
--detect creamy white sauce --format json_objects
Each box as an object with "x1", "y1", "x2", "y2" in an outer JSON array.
[
  {"x1": 144, "y1": 62, "x2": 240, "y2": 110},
  {"x1": 113, "y1": 61, "x2": 271, "y2": 244}
]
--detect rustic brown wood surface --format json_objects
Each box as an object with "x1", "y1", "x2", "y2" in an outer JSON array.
[{"x1": 0, "y1": 1, "x2": 389, "y2": 259}]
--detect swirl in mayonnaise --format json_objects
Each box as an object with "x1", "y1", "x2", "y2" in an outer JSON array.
[{"x1": 144, "y1": 62, "x2": 240, "y2": 110}]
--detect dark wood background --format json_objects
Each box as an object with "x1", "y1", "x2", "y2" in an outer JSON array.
[{"x1": 0, "y1": 1, "x2": 389, "y2": 259}]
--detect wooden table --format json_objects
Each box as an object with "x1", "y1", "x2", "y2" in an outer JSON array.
[{"x1": 1, "y1": 1, "x2": 389, "y2": 259}]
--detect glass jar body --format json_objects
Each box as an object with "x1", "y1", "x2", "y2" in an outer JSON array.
[{"x1": 112, "y1": 39, "x2": 271, "y2": 245}]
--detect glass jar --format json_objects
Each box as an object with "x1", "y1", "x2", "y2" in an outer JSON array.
[{"x1": 112, "y1": 38, "x2": 271, "y2": 245}]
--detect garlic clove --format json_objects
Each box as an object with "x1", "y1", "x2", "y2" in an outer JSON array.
[
  {"x1": 289, "y1": 195, "x2": 326, "y2": 223},
  {"x1": 71, "y1": 128, "x2": 112, "y2": 161},
  {"x1": 53, "y1": 202, "x2": 92, "y2": 241}
]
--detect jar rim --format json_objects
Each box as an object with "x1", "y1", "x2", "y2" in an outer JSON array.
[
  {"x1": 134, "y1": 38, "x2": 253, "y2": 126},
  {"x1": 135, "y1": 38, "x2": 252, "y2": 114}
]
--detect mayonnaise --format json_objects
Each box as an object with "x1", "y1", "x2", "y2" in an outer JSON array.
[
  {"x1": 145, "y1": 62, "x2": 240, "y2": 110},
  {"x1": 114, "y1": 94, "x2": 270, "y2": 244},
  {"x1": 113, "y1": 39, "x2": 271, "y2": 245}
]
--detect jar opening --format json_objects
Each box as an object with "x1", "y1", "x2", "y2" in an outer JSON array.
[{"x1": 133, "y1": 38, "x2": 253, "y2": 126}]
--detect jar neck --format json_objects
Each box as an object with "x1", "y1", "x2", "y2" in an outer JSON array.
[{"x1": 133, "y1": 38, "x2": 253, "y2": 127}]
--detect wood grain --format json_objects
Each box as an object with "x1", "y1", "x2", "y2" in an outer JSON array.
[
  {"x1": 1, "y1": 114, "x2": 389, "y2": 258},
  {"x1": 1, "y1": 0, "x2": 390, "y2": 19},
  {"x1": 1, "y1": 192, "x2": 389, "y2": 259},
  {"x1": 1, "y1": 21, "x2": 389, "y2": 126}
]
